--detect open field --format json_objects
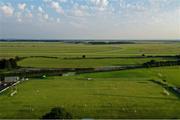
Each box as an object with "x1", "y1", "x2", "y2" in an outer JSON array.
[
  {"x1": 80, "y1": 66, "x2": 180, "y2": 87},
  {"x1": 18, "y1": 57, "x2": 166, "y2": 68},
  {"x1": 0, "y1": 67, "x2": 180, "y2": 119},
  {"x1": 0, "y1": 41, "x2": 180, "y2": 119},
  {"x1": 1, "y1": 42, "x2": 180, "y2": 68},
  {"x1": 1, "y1": 42, "x2": 180, "y2": 58}
]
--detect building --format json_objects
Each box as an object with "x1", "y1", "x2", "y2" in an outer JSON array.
[{"x1": 0, "y1": 76, "x2": 19, "y2": 83}]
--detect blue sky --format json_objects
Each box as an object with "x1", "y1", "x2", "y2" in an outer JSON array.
[{"x1": 0, "y1": 0, "x2": 179, "y2": 39}]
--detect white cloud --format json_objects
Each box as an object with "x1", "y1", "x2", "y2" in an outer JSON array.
[
  {"x1": 0, "y1": 5, "x2": 14, "y2": 16},
  {"x1": 37, "y1": 7, "x2": 50, "y2": 21},
  {"x1": 91, "y1": 0, "x2": 109, "y2": 7},
  {"x1": 38, "y1": 6, "x2": 44, "y2": 13},
  {"x1": 18, "y1": 3, "x2": 26, "y2": 11},
  {"x1": 71, "y1": 4, "x2": 90, "y2": 17},
  {"x1": 126, "y1": 3, "x2": 146, "y2": 12},
  {"x1": 91, "y1": 0, "x2": 109, "y2": 11},
  {"x1": 50, "y1": 1, "x2": 64, "y2": 14},
  {"x1": 58, "y1": 0, "x2": 67, "y2": 3},
  {"x1": 0, "y1": 0, "x2": 179, "y2": 39},
  {"x1": 43, "y1": 0, "x2": 52, "y2": 2}
]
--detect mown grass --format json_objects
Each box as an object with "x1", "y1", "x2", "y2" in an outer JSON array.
[
  {"x1": 0, "y1": 74, "x2": 179, "y2": 119},
  {"x1": 18, "y1": 57, "x2": 165, "y2": 68},
  {"x1": 80, "y1": 66, "x2": 180, "y2": 87}
]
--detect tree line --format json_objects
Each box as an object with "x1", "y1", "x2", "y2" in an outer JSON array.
[
  {"x1": 0, "y1": 58, "x2": 18, "y2": 69},
  {"x1": 143, "y1": 59, "x2": 180, "y2": 68}
]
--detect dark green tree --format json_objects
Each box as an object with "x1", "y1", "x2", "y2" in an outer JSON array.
[
  {"x1": 142, "y1": 54, "x2": 145, "y2": 57},
  {"x1": 42, "y1": 107, "x2": 73, "y2": 119},
  {"x1": 9, "y1": 58, "x2": 17, "y2": 68},
  {"x1": 15, "y1": 56, "x2": 20, "y2": 61},
  {"x1": 82, "y1": 55, "x2": 86, "y2": 58},
  {"x1": 0, "y1": 59, "x2": 6, "y2": 69},
  {"x1": 5, "y1": 59, "x2": 12, "y2": 69}
]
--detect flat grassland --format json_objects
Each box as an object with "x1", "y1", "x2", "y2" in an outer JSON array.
[
  {"x1": 1, "y1": 42, "x2": 180, "y2": 67},
  {"x1": 0, "y1": 42, "x2": 180, "y2": 119}
]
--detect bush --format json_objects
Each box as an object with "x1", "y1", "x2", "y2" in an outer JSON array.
[
  {"x1": 42, "y1": 107, "x2": 73, "y2": 119},
  {"x1": 82, "y1": 55, "x2": 86, "y2": 58},
  {"x1": 142, "y1": 54, "x2": 145, "y2": 57},
  {"x1": 15, "y1": 56, "x2": 20, "y2": 61}
]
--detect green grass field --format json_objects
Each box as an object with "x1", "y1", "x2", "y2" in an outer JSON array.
[
  {"x1": 80, "y1": 66, "x2": 180, "y2": 87},
  {"x1": 1, "y1": 42, "x2": 180, "y2": 58},
  {"x1": 1, "y1": 42, "x2": 179, "y2": 67},
  {"x1": 0, "y1": 67, "x2": 180, "y2": 119},
  {"x1": 0, "y1": 42, "x2": 180, "y2": 119},
  {"x1": 18, "y1": 57, "x2": 166, "y2": 68}
]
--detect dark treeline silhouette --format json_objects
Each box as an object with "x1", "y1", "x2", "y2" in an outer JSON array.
[
  {"x1": 142, "y1": 54, "x2": 180, "y2": 59},
  {"x1": 15, "y1": 56, "x2": 58, "y2": 60},
  {"x1": 0, "y1": 56, "x2": 58, "y2": 70},
  {"x1": 0, "y1": 58, "x2": 18, "y2": 69},
  {"x1": 64, "y1": 54, "x2": 180, "y2": 60},
  {"x1": 29, "y1": 56, "x2": 58, "y2": 59},
  {"x1": 0, "y1": 67, "x2": 95, "y2": 78},
  {"x1": 88, "y1": 41, "x2": 135, "y2": 44},
  {"x1": 143, "y1": 60, "x2": 180, "y2": 68}
]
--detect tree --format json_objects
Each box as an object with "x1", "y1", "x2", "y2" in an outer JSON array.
[
  {"x1": 176, "y1": 55, "x2": 180, "y2": 58},
  {"x1": 42, "y1": 107, "x2": 73, "y2": 119},
  {"x1": 150, "y1": 60, "x2": 156, "y2": 64},
  {"x1": 82, "y1": 55, "x2": 86, "y2": 59},
  {"x1": 0, "y1": 58, "x2": 17, "y2": 69},
  {"x1": 0, "y1": 59, "x2": 6, "y2": 69},
  {"x1": 15, "y1": 56, "x2": 20, "y2": 61},
  {"x1": 9, "y1": 58, "x2": 17, "y2": 68},
  {"x1": 142, "y1": 54, "x2": 145, "y2": 57},
  {"x1": 5, "y1": 59, "x2": 12, "y2": 69}
]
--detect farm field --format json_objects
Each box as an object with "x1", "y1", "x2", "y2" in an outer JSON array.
[{"x1": 0, "y1": 41, "x2": 180, "y2": 119}]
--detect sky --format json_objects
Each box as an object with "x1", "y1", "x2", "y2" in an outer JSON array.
[{"x1": 0, "y1": 0, "x2": 179, "y2": 40}]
